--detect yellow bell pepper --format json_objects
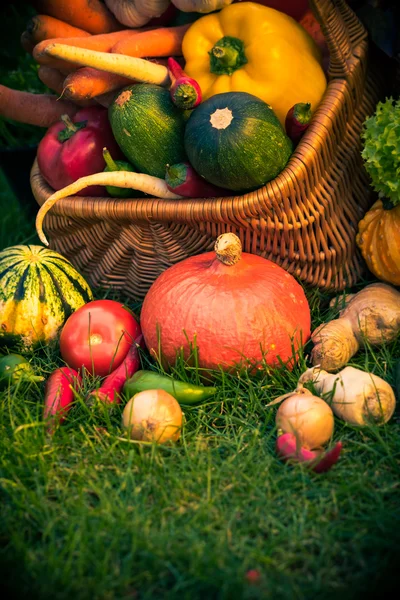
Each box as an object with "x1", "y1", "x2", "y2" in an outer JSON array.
[{"x1": 182, "y1": 2, "x2": 327, "y2": 125}]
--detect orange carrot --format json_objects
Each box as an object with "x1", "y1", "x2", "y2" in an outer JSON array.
[
  {"x1": 27, "y1": 15, "x2": 91, "y2": 44},
  {"x1": 37, "y1": 66, "x2": 95, "y2": 107},
  {"x1": 20, "y1": 31, "x2": 35, "y2": 54},
  {"x1": 63, "y1": 68, "x2": 132, "y2": 101},
  {"x1": 33, "y1": 30, "x2": 136, "y2": 66},
  {"x1": 0, "y1": 85, "x2": 77, "y2": 127},
  {"x1": 112, "y1": 25, "x2": 189, "y2": 58},
  {"x1": 41, "y1": 44, "x2": 170, "y2": 86},
  {"x1": 63, "y1": 58, "x2": 168, "y2": 101},
  {"x1": 30, "y1": 0, "x2": 121, "y2": 34}
]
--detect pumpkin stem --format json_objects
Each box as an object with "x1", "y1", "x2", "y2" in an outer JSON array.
[{"x1": 214, "y1": 233, "x2": 242, "y2": 265}]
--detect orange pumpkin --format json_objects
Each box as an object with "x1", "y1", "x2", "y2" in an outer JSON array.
[
  {"x1": 140, "y1": 233, "x2": 311, "y2": 372},
  {"x1": 356, "y1": 200, "x2": 400, "y2": 286}
]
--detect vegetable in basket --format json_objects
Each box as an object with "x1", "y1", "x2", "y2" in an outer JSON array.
[
  {"x1": 356, "y1": 98, "x2": 400, "y2": 286},
  {"x1": 37, "y1": 106, "x2": 122, "y2": 196},
  {"x1": 182, "y1": 2, "x2": 327, "y2": 125},
  {"x1": 167, "y1": 57, "x2": 201, "y2": 110},
  {"x1": 184, "y1": 92, "x2": 292, "y2": 191},
  {"x1": 103, "y1": 147, "x2": 142, "y2": 198},
  {"x1": 165, "y1": 162, "x2": 229, "y2": 197},
  {"x1": 285, "y1": 102, "x2": 312, "y2": 145}
]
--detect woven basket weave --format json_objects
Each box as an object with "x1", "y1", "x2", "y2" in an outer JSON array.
[{"x1": 31, "y1": 0, "x2": 386, "y2": 301}]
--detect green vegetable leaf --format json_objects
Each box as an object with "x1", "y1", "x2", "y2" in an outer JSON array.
[{"x1": 361, "y1": 97, "x2": 400, "y2": 206}]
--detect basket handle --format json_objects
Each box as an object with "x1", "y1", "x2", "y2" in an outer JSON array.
[{"x1": 310, "y1": 0, "x2": 367, "y2": 79}]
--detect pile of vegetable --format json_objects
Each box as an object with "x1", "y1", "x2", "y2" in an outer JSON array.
[
  {"x1": 0, "y1": 1, "x2": 399, "y2": 478},
  {"x1": 1, "y1": 231, "x2": 399, "y2": 475},
  {"x1": 0, "y1": 1, "x2": 329, "y2": 244}
]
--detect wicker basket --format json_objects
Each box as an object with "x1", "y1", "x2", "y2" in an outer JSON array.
[{"x1": 31, "y1": 0, "x2": 387, "y2": 301}]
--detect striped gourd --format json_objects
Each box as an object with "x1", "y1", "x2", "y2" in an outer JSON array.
[{"x1": 0, "y1": 245, "x2": 93, "y2": 350}]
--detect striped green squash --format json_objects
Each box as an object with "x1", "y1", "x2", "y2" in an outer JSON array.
[{"x1": 0, "y1": 245, "x2": 93, "y2": 350}]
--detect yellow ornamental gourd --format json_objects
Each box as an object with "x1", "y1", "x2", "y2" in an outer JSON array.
[
  {"x1": 356, "y1": 201, "x2": 400, "y2": 286},
  {"x1": 356, "y1": 98, "x2": 400, "y2": 286},
  {"x1": 182, "y1": 2, "x2": 327, "y2": 125}
]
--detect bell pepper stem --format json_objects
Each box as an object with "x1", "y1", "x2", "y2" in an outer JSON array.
[
  {"x1": 212, "y1": 45, "x2": 239, "y2": 68},
  {"x1": 61, "y1": 115, "x2": 77, "y2": 131},
  {"x1": 103, "y1": 147, "x2": 119, "y2": 172},
  {"x1": 58, "y1": 115, "x2": 87, "y2": 142}
]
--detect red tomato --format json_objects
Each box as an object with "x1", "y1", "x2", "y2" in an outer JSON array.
[{"x1": 59, "y1": 300, "x2": 142, "y2": 377}]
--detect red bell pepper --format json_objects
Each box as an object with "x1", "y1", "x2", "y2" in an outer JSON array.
[{"x1": 37, "y1": 106, "x2": 122, "y2": 196}]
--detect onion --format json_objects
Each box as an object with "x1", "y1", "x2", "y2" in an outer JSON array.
[
  {"x1": 275, "y1": 390, "x2": 334, "y2": 450},
  {"x1": 122, "y1": 389, "x2": 183, "y2": 443}
]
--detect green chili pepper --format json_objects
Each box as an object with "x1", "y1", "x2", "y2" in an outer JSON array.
[
  {"x1": 0, "y1": 354, "x2": 44, "y2": 389},
  {"x1": 123, "y1": 370, "x2": 217, "y2": 406},
  {"x1": 103, "y1": 147, "x2": 142, "y2": 199}
]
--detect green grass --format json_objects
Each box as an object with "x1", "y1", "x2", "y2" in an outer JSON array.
[{"x1": 1, "y1": 171, "x2": 400, "y2": 600}]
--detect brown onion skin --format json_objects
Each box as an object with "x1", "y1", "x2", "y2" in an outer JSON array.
[
  {"x1": 276, "y1": 393, "x2": 334, "y2": 450},
  {"x1": 140, "y1": 251, "x2": 311, "y2": 373}
]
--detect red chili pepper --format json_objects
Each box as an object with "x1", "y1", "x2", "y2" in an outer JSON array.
[
  {"x1": 167, "y1": 57, "x2": 202, "y2": 110},
  {"x1": 37, "y1": 105, "x2": 122, "y2": 196},
  {"x1": 276, "y1": 433, "x2": 342, "y2": 474},
  {"x1": 43, "y1": 367, "x2": 82, "y2": 432},
  {"x1": 89, "y1": 338, "x2": 142, "y2": 405}
]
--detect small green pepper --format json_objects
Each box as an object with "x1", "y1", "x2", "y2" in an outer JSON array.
[
  {"x1": 0, "y1": 354, "x2": 44, "y2": 389},
  {"x1": 123, "y1": 370, "x2": 217, "y2": 406},
  {"x1": 103, "y1": 147, "x2": 142, "y2": 198}
]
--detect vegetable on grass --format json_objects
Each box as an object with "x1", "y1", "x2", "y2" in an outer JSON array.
[
  {"x1": 89, "y1": 340, "x2": 142, "y2": 404},
  {"x1": 59, "y1": 300, "x2": 142, "y2": 378},
  {"x1": 276, "y1": 433, "x2": 342, "y2": 474},
  {"x1": 111, "y1": 24, "x2": 190, "y2": 58},
  {"x1": 123, "y1": 370, "x2": 217, "y2": 406},
  {"x1": 274, "y1": 388, "x2": 334, "y2": 450},
  {"x1": 298, "y1": 366, "x2": 396, "y2": 427},
  {"x1": 26, "y1": 14, "x2": 91, "y2": 45},
  {"x1": 31, "y1": 0, "x2": 121, "y2": 34},
  {"x1": 37, "y1": 106, "x2": 122, "y2": 196},
  {"x1": 165, "y1": 162, "x2": 229, "y2": 197},
  {"x1": 0, "y1": 354, "x2": 44, "y2": 389},
  {"x1": 40, "y1": 43, "x2": 170, "y2": 86},
  {"x1": 311, "y1": 283, "x2": 400, "y2": 371},
  {"x1": 167, "y1": 57, "x2": 201, "y2": 109},
  {"x1": 0, "y1": 85, "x2": 77, "y2": 127},
  {"x1": 285, "y1": 102, "x2": 312, "y2": 145},
  {"x1": 36, "y1": 171, "x2": 182, "y2": 246},
  {"x1": 122, "y1": 389, "x2": 183, "y2": 443},
  {"x1": 43, "y1": 367, "x2": 82, "y2": 432},
  {"x1": 140, "y1": 233, "x2": 311, "y2": 373}
]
